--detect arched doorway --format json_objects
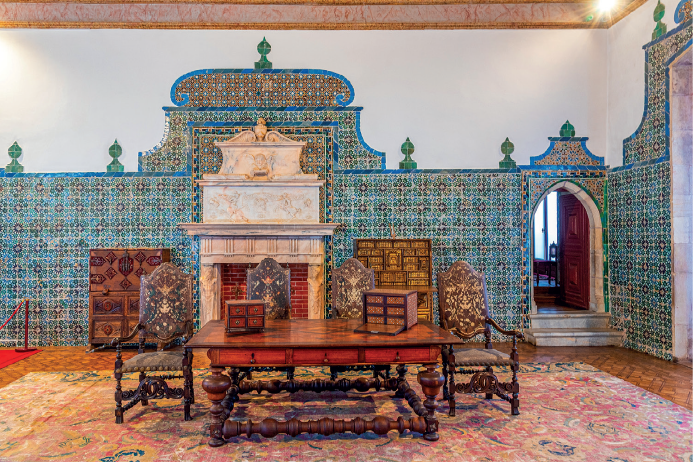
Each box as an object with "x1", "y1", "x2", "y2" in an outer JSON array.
[
  {"x1": 669, "y1": 44, "x2": 692, "y2": 362},
  {"x1": 529, "y1": 181, "x2": 605, "y2": 314}
]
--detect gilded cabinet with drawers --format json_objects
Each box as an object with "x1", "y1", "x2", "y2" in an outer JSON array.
[
  {"x1": 88, "y1": 248, "x2": 170, "y2": 345},
  {"x1": 353, "y1": 239, "x2": 435, "y2": 320},
  {"x1": 226, "y1": 300, "x2": 266, "y2": 333}
]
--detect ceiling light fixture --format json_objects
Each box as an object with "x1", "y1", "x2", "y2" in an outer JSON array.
[{"x1": 598, "y1": 0, "x2": 617, "y2": 12}]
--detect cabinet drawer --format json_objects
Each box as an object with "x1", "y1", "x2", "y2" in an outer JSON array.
[
  {"x1": 293, "y1": 348, "x2": 359, "y2": 365},
  {"x1": 366, "y1": 315, "x2": 384, "y2": 324},
  {"x1": 229, "y1": 305, "x2": 246, "y2": 316},
  {"x1": 364, "y1": 348, "x2": 431, "y2": 363},
  {"x1": 228, "y1": 317, "x2": 246, "y2": 328},
  {"x1": 217, "y1": 349, "x2": 286, "y2": 366},
  {"x1": 366, "y1": 305, "x2": 384, "y2": 315},
  {"x1": 247, "y1": 304, "x2": 264, "y2": 316},
  {"x1": 247, "y1": 316, "x2": 264, "y2": 328},
  {"x1": 92, "y1": 296, "x2": 124, "y2": 315}
]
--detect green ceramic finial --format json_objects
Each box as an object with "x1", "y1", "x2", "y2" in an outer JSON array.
[
  {"x1": 560, "y1": 120, "x2": 575, "y2": 137},
  {"x1": 652, "y1": 1, "x2": 667, "y2": 40},
  {"x1": 107, "y1": 139, "x2": 124, "y2": 172},
  {"x1": 499, "y1": 137, "x2": 517, "y2": 169},
  {"x1": 5, "y1": 141, "x2": 24, "y2": 173},
  {"x1": 255, "y1": 37, "x2": 272, "y2": 70},
  {"x1": 399, "y1": 137, "x2": 417, "y2": 169}
]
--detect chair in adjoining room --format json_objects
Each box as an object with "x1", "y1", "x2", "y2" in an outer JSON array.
[
  {"x1": 112, "y1": 262, "x2": 195, "y2": 424},
  {"x1": 329, "y1": 258, "x2": 388, "y2": 380},
  {"x1": 437, "y1": 261, "x2": 523, "y2": 417}
]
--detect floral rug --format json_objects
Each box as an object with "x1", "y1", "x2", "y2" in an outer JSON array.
[{"x1": 0, "y1": 363, "x2": 690, "y2": 462}]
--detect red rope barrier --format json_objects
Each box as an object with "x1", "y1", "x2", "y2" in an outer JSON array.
[{"x1": 0, "y1": 300, "x2": 26, "y2": 331}]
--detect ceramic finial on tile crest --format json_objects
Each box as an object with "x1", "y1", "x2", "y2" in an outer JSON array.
[
  {"x1": 255, "y1": 37, "x2": 272, "y2": 70},
  {"x1": 6, "y1": 141, "x2": 24, "y2": 173},
  {"x1": 399, "y1": 137, "x2": 417, "y2": 169},
  {"x1": 560, "y1": 120, "x2": 575, "y2": 137},
  {"x1": 499, "y1": 137, "x2": 517, "y2": 169},
  {"x1": 107, "y1": 140, "x2": 124, "y2": 172},
  {"x1": 652, "y1": 0, "x2": 667, "y2": 40}
]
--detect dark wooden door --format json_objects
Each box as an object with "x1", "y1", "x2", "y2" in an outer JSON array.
[{"x1": 559, "y1": 194, "x2": 590, "y2": 309}]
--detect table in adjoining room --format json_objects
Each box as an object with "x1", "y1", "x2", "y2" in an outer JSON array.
[{"x1": 186, "y1": 319, "x2": 466, "y2": 446}]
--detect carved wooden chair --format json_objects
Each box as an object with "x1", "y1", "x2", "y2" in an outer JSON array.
[
  {"x1": 329, "y1": 258, "x2": 390, "y2": 379},
  {"x1": 437, "y1": 261, "x2": 523, "y2": 417},
  {"x1": 112, "y1": 262, "x2": 195, "y2": 424},
  {"x1": 245, "y1": 257, "x2": 294, "y2": 379}
]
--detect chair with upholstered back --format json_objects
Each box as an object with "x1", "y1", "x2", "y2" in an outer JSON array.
[
  {"x1": 247, "y1": 257, "x2": 291, "y2": 320},
  {"x1": 331, "y1": 258, "x2": 375, "y2": 320},
  {"x1": 438, "y1": 260, "x2": 523, "y2": 417},
  {"x1": 112, "y1": 262, "x2": 195, "y2": 424}
]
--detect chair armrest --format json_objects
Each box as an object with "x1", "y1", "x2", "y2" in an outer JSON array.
[
  {"x1": 486, "y1": 317, "x2": 524, "y2": 339},
  {"x1": 110, "y1": 323, "x2": 143, "y2": 347}
]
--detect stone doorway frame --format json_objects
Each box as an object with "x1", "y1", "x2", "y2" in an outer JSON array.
[
  {"x1": 668, "y1": 43, "x2": 692, "y2": 362},
  {"x1": 529, "y1": 181, "x2": 605, "y2": 314}
]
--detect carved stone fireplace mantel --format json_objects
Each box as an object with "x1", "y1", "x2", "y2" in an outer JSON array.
[{"x1": 179, "y1": 119, "x2": 339, "y2": 327}]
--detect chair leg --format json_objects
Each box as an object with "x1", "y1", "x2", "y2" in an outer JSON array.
[
  {"x1": 485, "y1": 366, "x2": 494, "y2": 400},
  {"x1": 115, "y1": 372, "x2": 124, "y2": 424},
  {"x1": 139, "y1": 372, "x2": 149, "y2": 406}
]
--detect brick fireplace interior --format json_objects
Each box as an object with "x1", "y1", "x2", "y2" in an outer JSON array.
[{"x1": 220, "y1": 263, "x2": 309, "y2": 319}]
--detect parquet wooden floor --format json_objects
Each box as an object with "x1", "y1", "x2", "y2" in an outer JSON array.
[{"x1": 0, "y1": 343, "x2": 690, "y2": 409}]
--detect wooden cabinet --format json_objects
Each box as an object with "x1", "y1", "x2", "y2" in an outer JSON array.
[
  {"x1": 225, "y1": 300, "x2": 267, "y2": 333},
  {"x1": 88, "y1": 248, "x2": 170, "y2": 345},
  {"x1": 353, "y1": 239, "x2": 436, "y2": 320}
]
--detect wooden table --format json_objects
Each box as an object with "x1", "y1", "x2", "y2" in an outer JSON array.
[{"x1": 186, "y1": 319, "x2": 465, "y2": 446}]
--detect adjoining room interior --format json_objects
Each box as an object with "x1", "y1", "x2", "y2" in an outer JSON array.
[{"x1": 0, "y1": 0, "x2": 691, "y2": 460}]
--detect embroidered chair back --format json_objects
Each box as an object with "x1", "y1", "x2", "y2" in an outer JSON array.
[
  {"x1": 247, "y1": 257, "x2": 291, "y2": 320},
  {"x1": 437, "y1": 261, "x2": 489, "y2": 337},
  {"x1": 139, "y1": 262, "x2": 193, "y2": 341},
  {"x1": 331, "y1": 258, "x2": 375, "y2": 319}
]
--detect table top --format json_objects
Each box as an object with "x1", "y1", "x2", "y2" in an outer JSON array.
[{"x1": 186, "y1": 319, "x2": 465, "y2": 349}]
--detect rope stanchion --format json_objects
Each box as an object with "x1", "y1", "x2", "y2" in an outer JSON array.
[
  {"x1": 15, "y1": 300, "x2": 36, "y2": 353},
  {"x1": 0, "y1": 300, "x2": 25, "y2": 331}
]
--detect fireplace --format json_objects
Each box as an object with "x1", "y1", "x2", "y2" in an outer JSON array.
[
  {"x1": 180, "y1": 119, "x2": 339, "y2": 326},
  {"x1": 221, "y1": 263, "x2": 309, "y2": 319}
]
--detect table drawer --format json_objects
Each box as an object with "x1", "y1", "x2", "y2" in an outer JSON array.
[
  {"x1": 217, "y1": 349, "x2": 286, "y2": 366},
  {"x1": 364, "y1": 347, "x2": 431, "y2": 363},
  {"x1": 293, "y1": 348, "x2": 359, "y2": 365}
]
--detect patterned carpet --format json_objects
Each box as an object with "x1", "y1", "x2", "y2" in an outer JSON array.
[{"x1": 0, "y1": 363, "x2": 690, "y2": 462}]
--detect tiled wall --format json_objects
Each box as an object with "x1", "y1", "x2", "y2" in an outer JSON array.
[{"x1": 0, "y1": 174, "x2": 193, "y2": 347}]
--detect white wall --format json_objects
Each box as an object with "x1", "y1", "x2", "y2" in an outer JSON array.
[
  {"x1": 606, "y1": 0, "x2": 677, "y2": 167},
  {"x1": 0, "y1": 29, "x2": 607, "y2": 172}
]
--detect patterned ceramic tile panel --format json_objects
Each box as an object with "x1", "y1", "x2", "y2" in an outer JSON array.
[
  {"x1": 0, "y1": 176, "x2": 194, "y2": 347},
  {"x1": 333, "y1": 172, "x2": 523, "y2": 340},
  {"x1": 623, "y1": 23, "x2": 693, "y2": 165},
  {"x1": 608, "y1": 161, "x2": 673, "y2": 360},
  {"x1": 530, "y1": 139, "x2": 604, "y2": 166},
  {"x1": 171, "y1": 70, "x2": 354, "y2": 108},
  {"x1": 139, "y1": 109, "x2": 384, "y2": 172}
]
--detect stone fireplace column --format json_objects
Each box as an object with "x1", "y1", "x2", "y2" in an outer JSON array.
[
  {"x1": 200, "y1": 263, "x2": 221, "y2": 327},
  {"x1": 307, "y1": 263, "x2": 324, "y2": 319}
]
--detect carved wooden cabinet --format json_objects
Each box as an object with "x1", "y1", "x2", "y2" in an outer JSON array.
[
  {"x1": 353, "y1": 239, "x2": 435, "y2": 320},
  {"x1": 226, "y1": 300, "x2": 267, "y2": 333},
  {"x1": 88, "y1": 248, "x2": 170, "y2": 345}
]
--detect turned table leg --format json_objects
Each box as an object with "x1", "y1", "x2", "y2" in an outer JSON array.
[
  {"x1": 202, "y1": 367, "x2": 232, "y2": 447},
  {"x1": 419, "y1": 364, "x2": 445, "y2": 442}
]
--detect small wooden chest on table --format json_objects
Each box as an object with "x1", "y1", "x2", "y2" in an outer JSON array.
[
  {"x1": 225, "y1": 300, "x2": 267, "y2": 333},
  {"x1": 355, "y1": 288, "x2": 418, "y2": 335}
]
